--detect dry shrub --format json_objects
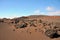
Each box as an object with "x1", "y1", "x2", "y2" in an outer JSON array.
[
  {"x1": 39, "y1": 19, "x2": 42, "y2": 23},
  {"x1": 14, "y1": 22, "x2": 28, "y2": 29},
  {"x1": 13, "y1": 29, "x2": 15, "y2": 31},
  {"x1": 29, "y1": 20, "x2": 36, "y2": 27}
]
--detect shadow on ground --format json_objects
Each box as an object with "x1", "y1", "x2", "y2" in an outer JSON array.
[{"x1": 52, "y1": 33, "x2": 60, "y2": 38}]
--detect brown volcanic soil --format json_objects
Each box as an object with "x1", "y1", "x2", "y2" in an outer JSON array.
[{"x1": 0, "y1": 15, "x2": 60, "y2": 40}]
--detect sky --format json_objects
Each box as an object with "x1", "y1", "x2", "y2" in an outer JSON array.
[{"x1": 0, "y1": 0, "x2": 60, "y2": 18}]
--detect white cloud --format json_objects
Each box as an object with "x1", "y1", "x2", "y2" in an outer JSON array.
[
  {"x1": 46, "y1": 10, "x2": 60, "y2": 16},
  {"x1": 46, "y1": 6, "x2": 54, "y2": 11},
  {"x1": 34, "y1": 9, "x2": 40, "y2": 15},
  {"x1": 33, "y1": 8, "x2": 60, "y2": 16},
  {"x1": 8, "y1": 16, "x2": 19, "y2": 19},
  {"x1": 45, "y1": 6, "x2": 60, "y2": 16},
  {"x1": 33, "y1": 9, "x2": 45, "y2": 15},
  {"x1": 3, "y1": 14, "x2": 20, "y2": 19}
]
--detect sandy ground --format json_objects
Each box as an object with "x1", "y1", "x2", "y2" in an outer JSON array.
[{"x1": 0, "y1": 23, "x2": 60, "y2": 40}]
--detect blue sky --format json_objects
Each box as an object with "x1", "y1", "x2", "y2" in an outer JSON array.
[{"x1": 0, "y1": 0, "x2": 60, "y2": 18}]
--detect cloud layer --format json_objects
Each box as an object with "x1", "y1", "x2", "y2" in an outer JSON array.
[
  {"x1": 33, "y1": 6, "x2": 60, "y2": 16},
  {"x1": 46, "y1": 6, "x2": 54, "y2": 11}
]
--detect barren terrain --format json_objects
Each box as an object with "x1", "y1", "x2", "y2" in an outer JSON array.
[{"x1": 0, "y1": 15, "x2": 60, "y2": 40}]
